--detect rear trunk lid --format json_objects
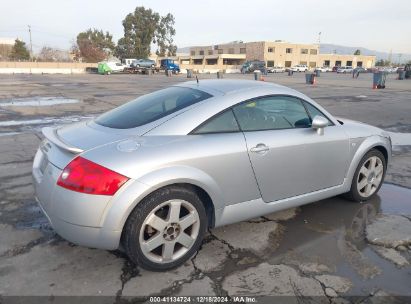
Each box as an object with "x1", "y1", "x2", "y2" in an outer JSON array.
[{"x1": 41, "y1": 120, "x2": 146, "y2": 169}]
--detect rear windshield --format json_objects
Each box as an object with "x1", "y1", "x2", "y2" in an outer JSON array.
[{"x1": 95, "y1": 87, "x2": 212, "y2": 129}]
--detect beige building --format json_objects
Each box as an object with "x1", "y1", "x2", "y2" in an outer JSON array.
[
  {"x1": 159, "y1": 40, "x2": 376, "y2": 72},
  {"x1": 0, "y1": 37, "x2": 16, "y2": 60}
]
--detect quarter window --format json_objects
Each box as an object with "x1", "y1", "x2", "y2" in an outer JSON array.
[
  {"x1": 193, "y1": 110, "x2": 240, "y2": 134},
  {"x1": 233, "y1": 96, "x2": 311, "y2": 131}
]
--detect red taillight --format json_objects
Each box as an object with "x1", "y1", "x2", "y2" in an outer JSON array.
[{"x1": 57, "y1": 157, "x2": 129, "y2": 195}]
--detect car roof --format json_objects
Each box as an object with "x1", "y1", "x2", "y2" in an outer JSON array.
[
  {"x1": 148, "y1": 79, "x2": 339, "y2": 136},
  {"x1": 175, "y1": 79, "x2": 289, "y2": 96}
]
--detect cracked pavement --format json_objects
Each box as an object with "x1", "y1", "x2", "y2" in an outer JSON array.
[{"x1": 1, "y1": 73, "x2": 411, "y2": 303}]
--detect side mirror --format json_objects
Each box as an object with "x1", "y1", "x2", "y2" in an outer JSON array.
[{"x1": 311, "y1": 115, "x2": 328, "y2": 135}]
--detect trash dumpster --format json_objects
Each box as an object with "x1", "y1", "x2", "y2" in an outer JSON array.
[
  {"x1": 305, "y1": 73, "x2": 316, "y2": 84},
  {"x1": 373, "y1": 72, "x2": 387, "y2": 89},
  {"x1": 315, "y1": 69, "x2": 321, "y2": 77},
  {"x1": 398, "y1": 71, "x2": 405, "y2": 80},
  {"x1": 187, "y1": 69, "x2": 193, "y2": 78},
  {"x1": 288, "y1": 70, "x2": 293, "y2": 76}
]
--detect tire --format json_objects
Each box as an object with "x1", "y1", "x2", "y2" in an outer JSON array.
[
  {"x1": 123, "y1": 186, "x2": 207, "y2": 271},
  {"x1": 345, "y1": 149, "x2": 386, "y2": 202}
]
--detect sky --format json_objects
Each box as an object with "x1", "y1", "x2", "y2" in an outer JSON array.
[{"x1": 0, "y1": 0, "x2": 410, "y2": 54}]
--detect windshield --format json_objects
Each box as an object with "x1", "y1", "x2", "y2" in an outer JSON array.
[{"x1": 95, "y1": 87, "x2": 212, "y2": 129}]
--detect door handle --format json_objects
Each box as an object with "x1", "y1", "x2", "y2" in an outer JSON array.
[{"x1": 250, "y1": 144, "x2": 269, "y2": 153}]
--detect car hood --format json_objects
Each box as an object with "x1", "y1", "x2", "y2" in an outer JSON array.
[{"x1": 336, "y1": 117, "x2": 389, "y2": 138}]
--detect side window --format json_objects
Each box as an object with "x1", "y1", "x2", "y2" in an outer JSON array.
[
  {"x1": 193, "y1": 110, "x2": 240, "y2": 134},
  {"x1": 232, "y1": 96, "x2": 311, "y2": 131},
  {"x1": 303, "y1": 101, "x2": 333, "y2": 126}
]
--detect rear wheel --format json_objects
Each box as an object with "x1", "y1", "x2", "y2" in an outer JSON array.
[
  {"x1": 123, "y1": 186, "x2": 207, "y2": 271},
  {"x1": 346, "y1": 149, "x2": 386, "y2": 202}
]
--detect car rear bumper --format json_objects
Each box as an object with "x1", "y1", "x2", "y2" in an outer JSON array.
[
  {"x1": 32, "y1": 148, "x2": 122, "y2": 250},
  {"x1": 36, "y1": 196, "x2": 121, "y2": 249}
]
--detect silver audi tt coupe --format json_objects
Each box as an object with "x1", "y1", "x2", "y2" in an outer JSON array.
[{"x1": 33, "y1": 80, "x2": 391, "y2": 270}]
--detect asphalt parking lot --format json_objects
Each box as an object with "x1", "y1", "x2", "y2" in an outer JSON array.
[{"x1": 0, "y1": 72, "x2": 411, "y2": 303}]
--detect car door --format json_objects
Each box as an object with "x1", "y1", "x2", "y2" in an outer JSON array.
[
  {"x1": 232, "y1": 95, "x2": 350, "y2": 203},
  {"x1": 190, "y1": 109, "x2": 261, "y2": 206}
]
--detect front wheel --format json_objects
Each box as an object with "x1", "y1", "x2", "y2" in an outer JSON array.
[
  {"x1": 123, "y1": 186, "x2": 207, "y2": 271},
  {"x1": 346, "y1": 149, "x2": 386, "y2": 202}
]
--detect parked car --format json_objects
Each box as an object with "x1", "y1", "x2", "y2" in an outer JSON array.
[
  {"x1": 367, "y1": 67, "x2": 379, "y2": 73},
  {"x1": 354, "y1": 67, "x2": 367, "y2": 73},
  {"x1": 291, "y1": 64, "x2": 308, "y2": 72},
  {"x1": 315, "y1": 66, "x2": 331, "y2": 72},
  {"x1": 379, "y1": 67, "x2": 398, "y2": 73},
  {"x1": 33, "y1": 80, "x2": 391, "y2": 271},
  {"x1": 337, "y1": 66, "x2": 354, "y2": 73},
  {"x1": 131, "y1": 59, "x2": 156, "y2": 68},
  {"x1": 160, "y1": 58, "x2": 180, "y2": 73},
  {"x1": 241, "y1": 60, "x2": 266, "y2": 73},
  {"x1": 97, "y1": 61, "x2": 127, "y2": 75},
  {"x1": 267, "y1": 66, "x2": 285, "y2": 73},
  {"x1": 121, "y1": 58, "x2": 138, "y2": 67}
]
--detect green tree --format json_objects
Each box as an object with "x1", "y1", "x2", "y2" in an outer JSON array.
[
  {"x1": 116, "y1": 6, "x2": 177, "y2": 59},
  {"x1": 10, "y1": 39, "x2": 30, "y2": 61},
  {"x1": 354, "y1": 49, "x2": 361, "y2": 55},
  {"x1": 76, "y1": 29, "x2": 115, "y2": 62},
  {"x1": 375, "y1": 59, "x2": 390, "y2": 66},
  {"x1": 155, "y1": 13, "x2": 177, "y2": 57}
]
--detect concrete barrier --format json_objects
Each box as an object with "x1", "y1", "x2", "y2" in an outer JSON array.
[
  {"x1": 0, "y1": 62, "x2": 97, "y2": 74},
  {"x1": 0, "y1": 68, "x2": 87, "y2": 74}
]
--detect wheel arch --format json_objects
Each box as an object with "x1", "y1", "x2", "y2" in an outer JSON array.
[
  {"x1": 344, "y1": 135, "x2": 391, "y2": 191},
  {"x1": 100, "y1": 166, "x2": 223, "y2": 237},
  {"x1": 373, "y1": 145, "x2": 388, "y2": 163}
]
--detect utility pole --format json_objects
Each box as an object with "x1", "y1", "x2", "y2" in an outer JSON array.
[
  {"x1": 28, "y1": 25, "x2": 33, "y2": 61},
  {"x1": 316, "y1": 32, "x2": 321, "y2": 68}
]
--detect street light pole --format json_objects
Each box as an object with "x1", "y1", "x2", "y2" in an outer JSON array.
[{"x1": 28, "y1": 25, "x2": 33, "y2": 61}]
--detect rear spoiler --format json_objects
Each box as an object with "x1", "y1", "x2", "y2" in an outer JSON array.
[{"x1": 42, "y1": 127, "x2": 84, "y2": 154}]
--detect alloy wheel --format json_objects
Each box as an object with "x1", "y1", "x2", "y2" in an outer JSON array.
[
  {"x1": 357, "y1": 156, "x2": 384, "y2": 198},
  {"x1": 139, "y1": 199, "x2": 200, "y2": 264}
]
